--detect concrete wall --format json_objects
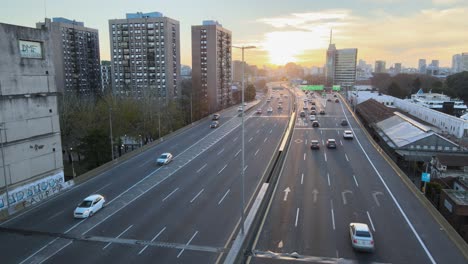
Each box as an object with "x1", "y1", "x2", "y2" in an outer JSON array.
[{"x1": 0, "y1": 23, "x2": 63, "y2": 198}]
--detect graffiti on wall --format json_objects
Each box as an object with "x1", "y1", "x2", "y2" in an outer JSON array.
[{"x1": 0, "y1": 171, "x2": 69, "y2": 210}]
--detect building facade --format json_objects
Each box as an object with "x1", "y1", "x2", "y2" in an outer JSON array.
[
  {"x1": 192, "y1": 20, "x2": 232, "y2": 115},
  {"x1": 374, "y1": 60, "x2": 386, "y2": 73},
  {"x1": 334, "y1": 48, "x2": 357, "y2": 89},
  {"x1": 0, "y1": 23, "x2": 64, "y2": 212},
  {"x1": 109, "y1": 12, "x2": 181, "y2": 101},
  {"x1": 452, "y1": 54, "x2": 462, "y2": 73},
  {"x1": 462, "y1": 53, "x2": 468, "y2": 72},
  {"x1": 418, "y1": 59, "x2": 427, "y2": 74},
  {"x1": 101, "y1": 60, "x2": 112, "y2": 94},
  {"x1": 36, "y1": 18, "x2": 101, "y2": 97},
  {"x1": 325, "y1": 43, "x2": 336, "y2": 87},
  {"x1": 394, "y1": 63, "x2": 402, "y2": 74}
]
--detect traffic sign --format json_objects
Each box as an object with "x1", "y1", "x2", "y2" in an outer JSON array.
[{"x1": 421, "y1": 172, "x2": 430, "y2": 182}]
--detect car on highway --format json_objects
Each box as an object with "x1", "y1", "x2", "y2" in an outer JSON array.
[
  {"x1": 312, "y1": 121, "x2": 319, "y2": 127},
  {"x1": 309, "y1": 115, "x2": 316, "y2": 121},
  {"x1": 349, "y1": 223, "x2": 374, "y2": 252},
  {"x1": 157, "y1": 152, "x2": 173, "y2": 165},
  {"x1": 333, "y1": 94, "x2": 337, "y2": 97},
  {"x1": 300, "y1": 111, "x2": 306, "y2": 117},
  {"x1": 237, "y1": 106, "x2": 243, "y2": 112},
  {"x1": 327, "y1": 98, "x2": 332, "y2": 102},
  {"x1": 267, "y1": 107, "x2": 273, "y2": 113},
  {"x1": 311, "y1": 101, "x2": 316, "y2": 105},
  {"x1": 310, "y1": 110, "x2": 316, "y2": 115},
  {"x1": 319, "y1": 110, "x2": 325, "y2": 115},
  {"x1": 303, "y1": 106, "x2": 308, "y2": 111},
  {"x1": 278, "y1": 104, "x2": 283, "y2": 109},
  {"x1": 212, "y1": 113, "x2": 220, "y2": 120},
  {"x1": 341, "y1": 119, "x2": 348, "y2": 126},
  {"x1": 256, "y1": 109, "x2": 262, "y2": 114},
  {"x1": 266, "y1": 99, "x2": 271, "y2": 103},
  {"x1": 326, "y1": 139, "x2": 337, "y2": 148},
  {"x1": 310, "y1": 140, "x2": 320, "y2": 149},
  {"x1": 210, "y1": 121, "x2": 219, "y2": 128},
  {"x1": 74, "y1": 194, "x2": 105, "y2": 218},
  {"x1": 310, "y1": 106, "x2": 316, "y2": 110},
  {"x1": 343, "y1": 130, "x2": 354, "y2": 139},
  {"x1": 335, "y1": 99, "x2": 340, "y2": 103}
]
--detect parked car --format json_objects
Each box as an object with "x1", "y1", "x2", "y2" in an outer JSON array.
[
  {"x1": 343, "y1": 130, "x2": 354, "y2": 139},
  {"x1": 210, "y1": 121, "x2": 219, "y2": 128},
  {"x1": 349, "y1": 223, "x2": 375, "y2": 252},
  {"x1": 326, "y1": 139, "x2": 337, "y2": 148},
  {"x1": 341, "y1": 119, "x2": 348, "y2": 126},
  {"x1": 157, "y1": 152, "x2": 173, "y2": 165},
  {"x1": 74, "y1": 194, "x2": 105, "y2": 218},
  {"x1": 312, "y1": 121, "x2": 320, "y2": 127},
  {"x1": 310, "y1": 140, "x2": 320, "y2": 149},
  {"x1": 212, "y1": 113, "x2": 220, "y2": 120}
]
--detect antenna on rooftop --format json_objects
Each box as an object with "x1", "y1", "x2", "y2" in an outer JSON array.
[{"x1": 329, "y1": 28, "x2": 333, "y2": 45}]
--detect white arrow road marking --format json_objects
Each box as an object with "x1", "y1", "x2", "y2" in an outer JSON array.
[
  {"x1": 283, "y1": 187, "x2": 291, "y2": 201},
  {"x1": 278, "y1": 240, "x2": 283, "y2": 249},
  {"x1": 341, "y1": 190, "x2": 352, "y2": 205},
  {"x1": 372, "y1": 191, "x2": 383, "y2": 207},
  {"x1": 312, "y1": 189, "x2": 318, "y2": 203}
]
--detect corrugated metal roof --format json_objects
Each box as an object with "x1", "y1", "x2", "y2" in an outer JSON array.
[{"x1": 376, "y1": 115, "x2": 430, "y2": 148}]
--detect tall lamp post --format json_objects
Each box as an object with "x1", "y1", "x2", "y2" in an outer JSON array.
[
  {"x1": 0, "y1": 123, "x2": 9, "y2": 209},
  {"x1": 70, "y1": 147, "x2": 76, "y2": 178},
  {"x1": 232, "y1": 45, "x2": 256, "y2": 234},
  {"x1": 109, "y1": 107, "x2": 114, "y2": 160}
]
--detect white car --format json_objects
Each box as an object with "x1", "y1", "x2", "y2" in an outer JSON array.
[
  {"x1": 343, "y1": 130, "x2": 354, "y2": 139},
  {"x1": 349, "y1": 223, "x2": 374, "y2": 252},
  {"x1": 309, "y1": 115, "x2": 316, "y2": 121},
  {"x1": 157, "y1": 152, "x2": 173, "y2": 165},
  {"x1": 267, "y1": 107, "x2": 273, "y2": 113},
  {"x1": 74, "y1": 194, "x2": 105, "y2": 218},
  {"x1": 237, "y1": 106, "x2": 243, "y2": 112}
]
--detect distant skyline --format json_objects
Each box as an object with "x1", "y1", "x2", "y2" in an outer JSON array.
[{"x1": 1, "y1": 0, "x2": 467, "y2": 68}]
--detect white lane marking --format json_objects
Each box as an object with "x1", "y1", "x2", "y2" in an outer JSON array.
[
  {"x1": 269, "y1": 129, "x2": 273, "y2": 134},
  {"x1": 255, "y1": 149, "x2": 260, "y2": 156},
  {"x1": 345, "y1": 154, "x2": 349, "y2": 162},
  {"x1": 162, "y1": 188, "x2": 179, "y2": 202},
  {"x1": 103, "y1": 225, "x2": 133, "y2": 249},
  {"x1": 190, "y1": 189, "x2": 204, "y2": 203},
  {"x1": 367, "y1": 211, "x2": 376, "y2": 232},
  {"x1": 256, "y1": 129, "x2": 260, "y2": 134},
  {"x1": 235, "y1": 149, "x2": 241, "y2": 157},
  {"x1": 324, "y1": 153, "x2": 327, "y2": 162},
  {"x1": 337, "y1": 130, "x2": 340, "y2": 135},
  {"x1": 339, "y1": 100, "x2": 436, "y2": 264},
  {"x1": 322, "y1": 139, "x2": 325, "y2": 145},
  {"x1": 303, "y1": 153, "x2": 306, "y2": 160},
  {"x1": 295, "y1": 208, "x2": 300, "y2": 227},
  {"x1": 305, "y1": 139, "x2": 308, "y2": 145},
  {"x1": 274, "y1": 123, "x2": 277, "y2": 127},
  {"x1": 46, "y1": 210, "x2": 64, "y2": 221},
  {"x1": 196, "y1": 163, "x2": 207, "y2": 173},
  {"x1": 353, "y1": 175, "x2": 359, "y2": 187},
  {"x1": 244, "y1": 165, "x2": 248, "y2": 171},
  {"x1": 177, "y1": 231, "x2": 199, "y2": 258},
  {"x1": 38, "y1": 241, "x2": 73, "y2": 264},
  {"x1": 218, "y1": 164, "x2": 228, "y2": 175},
  {"x1": 138, "y1": 227, "x2": 166, "y2": 255},
  {"x1": 218, "y1": 189, "x2": 231, "y2": 205},
  {"x1": 233, "y1": 137, "x2": 238, "y2": 142},
  {"x1": 138, "y1": 159, "x2": 153, "y2": 168},
  {"x1": 217, "y1": 148, "x2": 225, "y2": 155},
  {"x1": 301, "y1": 173, "x2": 304, "y2": 185},
  {"x1": 91, "y1": 183, "x2": 112, "y2": 195},
  {"x1": 320, "y1": 130, "x2": 323, "y2": 135},
  {"x1": 331, "y1": 200, "x2": 335, "y2": 230},
  {"x1": 340, "y1": 140, "x2": 343, "y2": 146},
  {"x1": 264, "y1": 137, "x2": 267, "y2": 143},
  {"x1": 249, "y1": 137, "x2": 253, "y2": 142},
  {"x1": 327, "y1": 173, "x2": 331, "y2": 186}
]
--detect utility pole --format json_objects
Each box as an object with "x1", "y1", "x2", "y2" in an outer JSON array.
[{"x1": 109, "y1": 107, "x2": 114, "y2": 160}]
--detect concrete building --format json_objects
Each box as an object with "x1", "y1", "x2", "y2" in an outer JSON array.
[
  {"x1": 333, "y1": 48, "x2": 357, "y2": 89},
  {"x1": 0, "y1": 23, "x2": 64, "y2": 212},
  {"x1": 394, "y1": 63, "x2": 402, "y2": 74},
  {"x1": 36, "y1": 18, "x2": 101, "y2": 97},
  {"x1": 101, "y1": 61, "x2": 112, "y2": 94},
  {"x1": 452, "y1": 54, "x2": 462, "y2": 74},
  {"x1": 462, "y1": 53, "x2": 468, "y2": 72},
  {"x1": 192, "y1": 20, "x2": 232, "y2": 115},
  {"x1": 325, "y1": 42, "x2": 336, "y2": 87},
  {"x1": 109, "y1": 12, "x2": 181, "y2": 101},
  {"x1": 374, "y1": 60, "x2": 386, "y2": 73},
  {"x1": 419, "y1": 59, "x2": 427, "y2": 74}
]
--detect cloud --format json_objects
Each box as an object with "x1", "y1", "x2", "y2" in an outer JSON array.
[
  {"x1": 255, "y1": 7, "x2": 468, "y2": 67},
  {"x1": 432, "y1": 0, "x2": 463, "y2": 5}
]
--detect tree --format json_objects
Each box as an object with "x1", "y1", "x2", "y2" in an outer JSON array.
[
  {"x1": 446, "y1": 71, "x2": 468, "y2": 101},
  {"x1": 387, "y1": 82, "x2": 405, "y2": 99},
  {"x1": 245, "y1": 84, "x2": 256, "y2": 101},
  {"x1": 412, "y1": 77, "x2": 422, "y2": 94},
  {"x1": 78, "y1": 129, "x2": 111, "y2": 169}
]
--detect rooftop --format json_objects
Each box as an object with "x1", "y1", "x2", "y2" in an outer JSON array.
[
  {"x1": 437, "y1": 154, "x2": 468, "y2": 167},
  {"x1": 444, "y1": 189, "x2": 468, "y2": 206}
]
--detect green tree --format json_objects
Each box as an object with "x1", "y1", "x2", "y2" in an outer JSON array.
[
  {"x1": 446, "y1": 71, "x2": 468, "y2": 101},
  {"x1": 387, "y1": 82, "x2": 405, "y2": 99},
  {"x1": 245, "y1": 84, "x2": 256, "y2": 101},
  {"x1": 411, "y1": 77, "x2": 422, "y2": 93},
  {"x1": 78, "y1": 129, "x2": 111, "y2": 169}
]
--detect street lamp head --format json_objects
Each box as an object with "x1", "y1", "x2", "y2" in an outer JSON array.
[{"x1": 244, "y1": 46, "x2": 256, "y2": 49}]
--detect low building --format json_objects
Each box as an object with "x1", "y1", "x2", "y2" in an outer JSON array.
[
  {"x1": 439, "y1": 189, "x2": 468, "y2": 242},
  {"x1": 431, "y1": 154, "x2": 468, "y2": 179}
]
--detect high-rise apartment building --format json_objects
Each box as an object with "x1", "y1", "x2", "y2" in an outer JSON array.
[
  {"x1": 101, "y1": 61, "x2": 112, "y2": 94},
  {"x1": 462, "y1": 53, "x2": 468, "y2": 72},
  {"x1": 36, "y1": 18, "x2": 101, "y2": 97},
  {"x1": 325, "y1": 42, "x2": 336, "y2": 87},
  {"x1": 334, "y1": 49, "x2": 357, "y2": 88},
  {"x1": 109, "y1": 12, "x2": 181, "y2": 100},
  {"x1": 452, "y1": 54, "x2": 462, "y2": 73},
  {"x1": 192, "y1": 20, "x2": 232, "y2": 115},
  {"x1": 418, "y1": 59, "x2": 427, "y2": 74},
  {"x1": 0, "y1": 22, "x2": 64, "y2": 211},
  {"x1": 374, "y1": 60, "x2": 386, "y2": 73}
]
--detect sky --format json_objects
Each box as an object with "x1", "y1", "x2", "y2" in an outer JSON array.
[{"x1": 1, "y1": 0, "x2": 467, "y2": 68}]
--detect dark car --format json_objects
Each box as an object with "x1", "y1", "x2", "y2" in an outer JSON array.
[
  {"x1": 335, "y1": 99, "x2": 340, "y2": 103},
  {"x1": 310, "y1": 110, "x2": 316, "y2": 115},
  {"x1": 311, "y1": 102, "x2": 316, "y2": 105},
  {"x1": 300, "y1": 111, "x2": 306, "y2": 117},
  {"x1": 327, "y1": 98, "x2": 332, "y2": 102},
  {"x1": 341, "y1": 119, "x2": 348, "y2": 126},
  {"x1": 210, "y1": 121, "x2": 219, "y2": 128},
  {"x1": 333, "y1": 94, "x2": 337, "y2": 98},
  {"x1": 310, "y1": 140, "x2": 320, "y2": 149},
  {"x1": 312, "y1": 121, "x2": 319, "y2": 127},
  {"x1": 319, "y1": 110, "x2": 325, "y2": 115},
  {"x1": 326, "y1": 139, "x2": 337, "y2": 148},
  {"x1": 310, "y1": 106, "x2": 316, "y2": 110}
]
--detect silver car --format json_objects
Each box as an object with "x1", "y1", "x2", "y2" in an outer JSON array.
[
  {"x1": 349, "y1": 223, "x2": 374, "y2": 252},
  {"x1": 74, "y1": 194, "x2": 105, "y2": 218}
]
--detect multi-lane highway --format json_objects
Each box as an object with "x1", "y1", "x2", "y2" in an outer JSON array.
[
  {"x1": 249, "y1": 88, "x2": 467, "y2": 263},
  {"x1": 0, "y1": 85, "x2": 292, "y2": 264}
]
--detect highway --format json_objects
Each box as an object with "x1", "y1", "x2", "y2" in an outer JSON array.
[
  {"x1": 249, "y1": 87, "x2": 467, "y2": 264},
  {"x1": 0, "y1": 84, "x2": 292, "y2": 264}
]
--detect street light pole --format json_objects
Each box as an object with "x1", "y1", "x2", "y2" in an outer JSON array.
[
  {"x1": 0, "y1": 123, "x2": 10, "y2": 209},
  {"x1": 233, "y1": 45, "x2": 256, "y2": 234},
  {"x1": 109, "y1": 107, "x2": 114, "y2": 160},
  {"x1": 70, "y1": 147, "x2": 76, "y2": 178}
]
